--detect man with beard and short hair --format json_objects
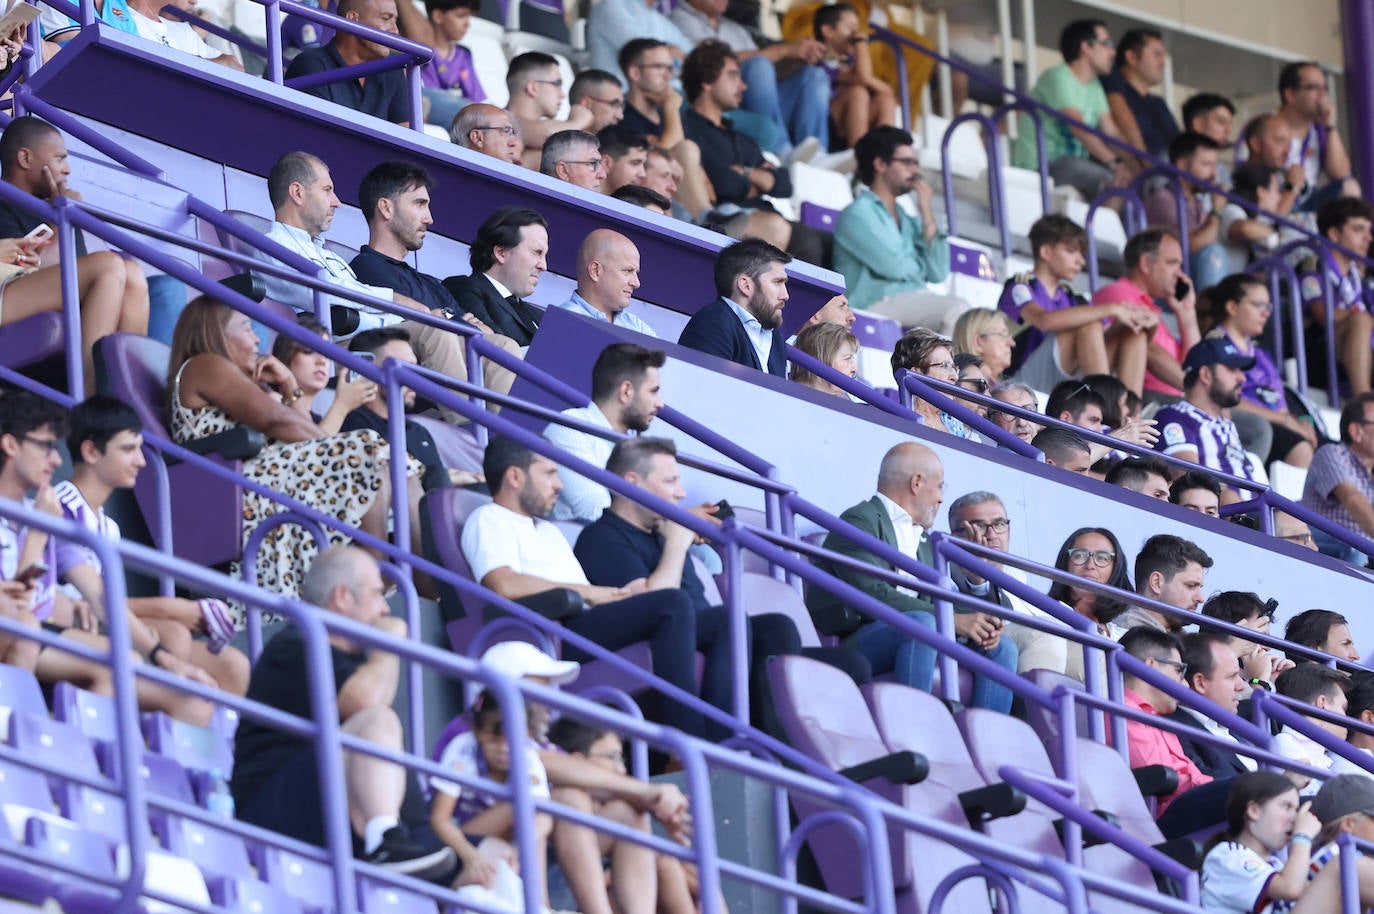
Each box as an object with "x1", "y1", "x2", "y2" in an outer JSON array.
[
  {"x1": 460, "y1": 436, "x2": 723, "y2": 740},
  {"x1": 543, "y1": 343, "x2": 666, "y2": 522},
  {"x1": 677, "y1": 238, "x2": 790, "y2": 376},
  {"x1": 1153, "y1": 336, "x2": 1260, "y2": 501},
  {"x1": 1116, "y1": 533, "x2": 1213, "y2": 633}
]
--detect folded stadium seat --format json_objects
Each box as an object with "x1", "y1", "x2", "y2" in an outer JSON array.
[
  {"x1": 1019, "y1": 669, "x2": 1093, "y2": 769},
  {"x1": 94, "y1": 332, "x2": 256, "y2": 570},
  {"x1": 140, "y1": 847, "x2": 214, "y2": 914},
  {"x1": 767, "y1": 654, "x2": 1007, "y2": 914},
  {"x1": 947, "y1": 237, "x2": 1006, "y2": 311},
  {"x1": 0, "y1": 312, "x2": 65, "y2": 384},
  {"x1": 1266, "y1": 460, "x2": 1307, "y2": 502},
  {"x1": 153, "y1": 813, "x2": 256, "y2": 883},
  {"x1": 208, "y1": 873, "x2": 307, "y2": 914},
  {"x1": 798, "y1": 202, "x2": 839, "y2": 232},
  {"x1": 740, "y1": 572, "x2": 822, "y2": 649},
  {"x1": 999, "y1": 163, "x2": 1051, "y2": 244},
  {"x1": 143, "y1": 712, "x2": 236, "y2": 779},
  {"x1": 59, "y1": 752, "x2": 192, "y2": 848},
  {"x1": 462, "y1": 14, "x2": 513, "y2": 109},
  {"x1": 6, "y1": 711, "x2": 101, "y2": 797},
  {"x1": 357, "y1": 874, "x2": 440, "y2": 913},
  {"x1": 94, "y1": 748, "x2": 197, "y2": 806},
  {"x1": 957, "y1": 707, "x2": 1157, "y2": 913},
  {"x1": 789, "y1": 162, "x2": 855, "y2": 219},
  {"x1": 196, "y1": 215, "x2": 239, "y2": 284},
  {"x1": 52, "y1": 682, "x2": 117, "y2": 745},
  {"x1": 0, "y1": 664, "x2": 47, "y2": 734},
  {"x1": 852, "y1": 310, "x2": 903, "y2": 389},
  {"x1": 0, "y1": 755, "x2": 55, "y2": 818},
  {"x1": 1060, "y1": 200, "x2": 1126, "y2": 274},
  {"x1": 407, "y1": 418, "x2": 485, "y2": 477},
  {"x1": 21, "y1": 814, "x2": 117, "y2": 912},
  {"x1": 251, "y1": 843, "x2": 335, "y2": 912}
]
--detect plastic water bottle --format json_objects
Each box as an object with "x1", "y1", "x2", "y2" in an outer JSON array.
[{"x1": 206, "y1": 768, "x2": 235, "y2": 820}]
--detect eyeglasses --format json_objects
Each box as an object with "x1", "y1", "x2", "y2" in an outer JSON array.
[
  {"x1": 586, "y1": 96, "x2": 625, "y2": 109},
  {"x1": 1152, "y1": 657, "x2": 1188, "y2": 679},
  {"x1": 887, "y1": 156, "x2": 920, "y2": 166},
  {"x1": 561, "y1": 159, "x2": 604, "y2": 170},
  {"x1": 1091, "y1": 36, "x2": 1115, "y2": 48},
  {"x1": 20, "y1": 435, "x2": 59, "y2": 454},
  {"x1": 921, "y1": 360, "x2": 956, "y2": 374},
  {"x1": 532, "y1": 78, "x2": 563, "y2": 89},
  {"x1": 959, "y1": 377, "x2": 990, "y2": 392},
  {"x1": 588, "y1": 750, "x2": 626, "y2": 765},
  {"x1": 473, "y1": 124, "x2": 517, "y2": 136},
  {"x1": 960, "y1": 517, "x2": 1010, "y2": 534},
  {"x1": 1067, "y1": 548, "x2": 1115, "y2": 568},
  {"x1": 1241, "y1": 297, "x2": 1274, "y2": 312},
  {"x1": 1279, "y1": 532, "x2": 1314, "y2": 546}
]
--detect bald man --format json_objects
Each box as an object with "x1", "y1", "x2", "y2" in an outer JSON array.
[
  {"x1": 451, "y1": 104, "x2": 524, "y2": 165},
  {"x1": 554, "y1": 230, "x2": 659, "y2": 338},
  {"x1": 285, "y1": 0, "x2": 410, "y2": 125},
  {"x1": 806, "y1": 442, "x2": 1018, "y2": 711}
]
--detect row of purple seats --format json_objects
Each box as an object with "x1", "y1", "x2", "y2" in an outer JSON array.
[{"x1": 768, "y1": 654, "x2": 1189, "y2": 914}]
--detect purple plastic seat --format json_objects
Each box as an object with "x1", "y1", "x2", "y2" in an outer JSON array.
[
  {"x1": 852, "y1": 311, "x2": 903, "y2": 353},
  {"x1": 7, "y1": 711, "x2": 101, "y2": 791},
  {"x1": 0, "y1": 312, "x2": 65, "y2": 373},
  {"x1": 357, "y1": 875, "x2": 439, "y2": 914},
  {"x1": 92, "y1": 748, "x2": 195, "y2": 806},
  {"x1": 52, "y1": 682, "x2": 117, "y2": 744},
  {"x1": 0, "y1": 664, "x2": 47, "y2": 717},
  {"x1": 1021, "y1": 668, "x2": 1092, "y2": 767},
  {"x1": 24, "y1": 815, "x2": 119, "y2": 913},
  {"x1": 251, "y1": 843, "x2": 335, "y2": 909},
  {"x1": 154, "y1": 814, "x2": 254, "y2": 880},
  {"x1": 207, "y1": 874, "x2": 307, "y2": 914},
  {"x1": 798, "y1": 202, "x2": 839, "y2": 232},
  {"x1": 143, "y1": 711, "x2": 235, "y2": 777},
  {"x1": 0, "y1": 813, "x2": 52, "y2": 905},
  {"x1": 958, "y1": 708, "x2": 1156, "y2": 912},
  {"x1": 0, "y1": 757, "x2": 55, "y2": 814},
  {"x1": 408, "y1": 418, "x2": 484, "y2": 475},
  {"x1": 93, "y1": 332, "x2": 247, "y2": 568},
  {"x1": 740, "y1": 572, "x2": 820, "y2": 648},
  {"x1": 767, "y1": 655, "x2": 993, "y2": 914}
]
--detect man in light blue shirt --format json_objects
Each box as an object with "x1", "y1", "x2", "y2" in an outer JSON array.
[
  {"x1": 677, "y1": 238, "x2": 789, "y2": 377},
  {"x1": 556, "y1": 230, "x2": 659, "y2": 338},
  {"x1": 587, "y1": 0, "x2": 693, "y2": 80},
  {"x1": 834, "y1": 126, "x2": 969, "y2": 336}
]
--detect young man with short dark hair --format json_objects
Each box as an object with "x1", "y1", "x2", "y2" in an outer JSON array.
[{"x1": 1299, "y1": 196, "x2": 1374, "y2": 396}]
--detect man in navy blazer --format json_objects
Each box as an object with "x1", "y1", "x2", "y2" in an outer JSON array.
[
  {"x1": 444, "y1": 205, "x2": 549, "y2": 347},
  {"x1": 1166, "y1": 632, "x2": 1255, "y2": 778},
  {"x1": 677, "y1": 238, "x2": 790, "y2": 377}
]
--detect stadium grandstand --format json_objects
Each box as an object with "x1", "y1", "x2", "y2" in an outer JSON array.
[{"x1": 3, "y1": 0, "x2": 1374, "y2": 910}]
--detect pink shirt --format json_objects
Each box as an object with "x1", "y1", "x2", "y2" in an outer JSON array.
[
  {"x1": 1091, "y1": 277, "x2": 1181, "y2": 396},
  {"x1": 1124, "y1": 688, "x2": 1212, "y2": 814}
]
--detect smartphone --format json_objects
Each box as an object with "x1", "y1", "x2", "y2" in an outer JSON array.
[
  {"x1": 345, "y1": 350, "x2": 376, "y2": 383},
  {"x1": 14, "y1": 562, "x2": 48, "y2": 584},
  {"x1": 23, "y1": 223, "x2": 51, "y2": 243},
  {"x1": 713, "y1": 499, "x2": 735, "y2": 521},
  {"x1": 1174, "y1": 277, "x2": 1190, "y2": 300}
]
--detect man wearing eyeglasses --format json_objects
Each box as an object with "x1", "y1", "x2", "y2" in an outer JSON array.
[
  {"x1": 541, "y1": 130, "x2": 608, "y2": 192},
  {"x1": 451, "y1": 104, "x2": 523, "y2": 165},
  {"x1": 505, "y1": 52, "x2": 596, "y2": 170},
  {"x1": 1119, "y1": 626, "x2": 1236, "y2": 838},
  {"x1": 947, "y1": 491, "x2": 1067, "y2": 675},
  {"x1": 834, "y1": 126, "x2": 971, "y2": 336},
  {"x1": 570, "y1": 70, "x2": 628, "y2": 133},
  {"x1": 1012, "y1": 19, "x2": 1131, "y2": 202}
]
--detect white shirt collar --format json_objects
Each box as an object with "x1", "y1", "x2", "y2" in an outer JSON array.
[
  {"x1": 875, "y1": 492, "x2": 924, "y2": 537},
  {"x1": 486, "y1": 274, "x2": 514, "y2": 300}
]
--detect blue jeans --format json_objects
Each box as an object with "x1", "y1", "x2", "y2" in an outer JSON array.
[
  {"x1": 850, "y1": 609, "x2": 1019, "y2": 712},
  {"x1": 422, "y1": 87, "x2": 473, "y2": 132},
  {"x1": 740, "y1": 55, "x2": 830, "y2": 152},
  {"x1": 1191, "y1": 242, "x2": 1229, "y2": 292},
  {"x1": 728, "y1": 108, "x2": 790, "y2": 158},
  {"x1": 146, "y1": 274, "x2": 188, "y2": 346}
]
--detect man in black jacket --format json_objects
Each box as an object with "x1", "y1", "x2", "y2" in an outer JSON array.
[
  {"x1": 444, "y1": 206, "x2": 549, "y2": 347},
  {"x1": 677, "y1": 238, "x2": 789, "y2": 377},
  {"x1": 1167, "y1": 632, "x2": 1254, "y2": 777}
]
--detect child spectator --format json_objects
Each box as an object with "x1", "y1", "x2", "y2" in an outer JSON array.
[
  {"x1": 396, "y1": 0, "x2": 486, "y2": 130},
  {"x1": 1200, "y1": 770, "x2": 1318, "y2": 913}
]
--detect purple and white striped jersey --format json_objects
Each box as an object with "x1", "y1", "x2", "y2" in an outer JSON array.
[{"x1": 1153, "y1": 401, "x2": 1258, "y2": 484}]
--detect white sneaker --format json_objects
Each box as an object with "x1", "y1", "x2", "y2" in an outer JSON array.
[{"x1": 784, "y1": 136, "x2": 822, "y2": 167}]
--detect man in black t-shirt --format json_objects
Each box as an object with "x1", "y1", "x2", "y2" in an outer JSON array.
[
  {"x1": 232, "y1": 546, "x2": 457, "y2": 882},
  {"x1": 284, "y1": 0, "x2": 410, "y2": 125}
]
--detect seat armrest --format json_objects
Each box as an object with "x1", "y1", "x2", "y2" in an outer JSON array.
[
  {"x1": 1054, "y1": 810, "x2": 1119, "y2": 847},
  {"x1": 219, "y1": 272, "x2": 267, "y2": 302},
  {"x1": 182, "y1": 427, "x2": 266, "y2": 461},
  {"x1": 1153, "y1": 837, "x2": 1204, "y2": 869},
  {"x1": 959, "y1": 783, "x2": 1027, "y2": 825},
  {"x1": 510, "y1": 588, "x2": 586, "y2": 622},
  {"x1": 1132, "y1": 764, "x2": 1180, "y2": 798},
  {"x1": 838, "y1": 750, "x2": 929, "y2": 786}
]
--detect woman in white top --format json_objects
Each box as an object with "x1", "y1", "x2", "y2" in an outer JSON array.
[{"x1": 1201, "y1": 770, "x2": 1317, "y2": 914}]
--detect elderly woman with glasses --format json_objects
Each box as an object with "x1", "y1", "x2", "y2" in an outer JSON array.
[
  {"x1": 1047, "y1": 526, "x2": 1133, "y2": 683},
  {"x1": 891, "y1": 328, "x2": 982, "y2": 441}
]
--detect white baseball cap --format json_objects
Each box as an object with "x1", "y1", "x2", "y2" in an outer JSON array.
[{"x1": 479, "y1": 640, "x2": 580, "y2": 686}]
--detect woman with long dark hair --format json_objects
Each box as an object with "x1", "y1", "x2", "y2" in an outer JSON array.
[{"x1": 1047, "y1": 526, "x2": 1131, "y2": 682}]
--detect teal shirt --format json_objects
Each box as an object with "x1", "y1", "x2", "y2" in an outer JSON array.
[
  {"x1": 833, "y1": 189, "x2": 950, "y2": 311},
  {"x1": 1012, "y1": 62, "x2": 1108, "y2": 169}
]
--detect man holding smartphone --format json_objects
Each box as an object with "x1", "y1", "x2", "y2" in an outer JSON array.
[{"x1": 1089, "y1": 227, "x2": 1200, "y2": 403}]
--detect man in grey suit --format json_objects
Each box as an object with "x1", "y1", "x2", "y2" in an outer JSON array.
[{"x1": 806, "y1": 442, "x2": 1018, "y2": 711}]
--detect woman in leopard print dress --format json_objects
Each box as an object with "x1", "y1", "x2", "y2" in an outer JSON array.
[{"x1": 166, "y1": 296, "x2": 405, "y2": 624}]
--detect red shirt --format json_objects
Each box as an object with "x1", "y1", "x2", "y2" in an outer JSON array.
[
  {"x1": 1091, "y1": 278, "x2": 1181, "y2": 396},
  {"x1": 1123, "y1": 688, "x2": 1213, "y2": 814}
]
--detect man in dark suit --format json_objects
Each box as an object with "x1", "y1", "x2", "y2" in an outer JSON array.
[
  {"x1": 444, "y1": 206, "x2": 549, "y2": 347},
  {"x1": 1167, "y1": 632, "x2": 1254, "y2": 778},
  {"x1": 677, "y1": 238, "x2": 789, "y2": 377},
  {"x1": 805, "y1": 442, "x2": 1018, "y2": 712}
]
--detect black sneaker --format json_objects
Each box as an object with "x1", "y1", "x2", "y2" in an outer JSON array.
[{"x1": 362, "y1": 825, "x2": 458, "y2": 883}]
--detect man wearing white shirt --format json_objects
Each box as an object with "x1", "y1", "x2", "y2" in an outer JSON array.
[
  {"x1": 543, "y1": 343, "x2": 664, "y2": 523},
  {"x1": 1330, "y1": 671, "x2": 1374, "y2": 776},
  {"x1": 1168, "y1": 633, "x2": 1256, "y2": 777},
  {"x1": 1273, "y1": 662, "x2": 1351, "y2": 789},
  {"x1": 126, "y1": 0, "x2": 242, "y2": 68},
  {"x1": 460, "y1": 436, "x2": 723, "y2": 739},
  {"x1": 555, "y1": 230, "x2": 659, "y2": 339},
  {"x1": 255, "y1": 152, "x2": 483, "y2": 423},
  {"x1": 807, "y1": 442, "x2": 1018, "y2": 711}
]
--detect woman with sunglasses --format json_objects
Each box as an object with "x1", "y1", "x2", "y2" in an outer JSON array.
[
  {"x1": 1047, "y1": 526, "x2": 1132, "y2": 683},
  {"x1": 954, "y1": 353, "x2": 991, "y2": 417},
  {"x1": 1205, "y1": 273, "x2": 1317, "y2": 470}
]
